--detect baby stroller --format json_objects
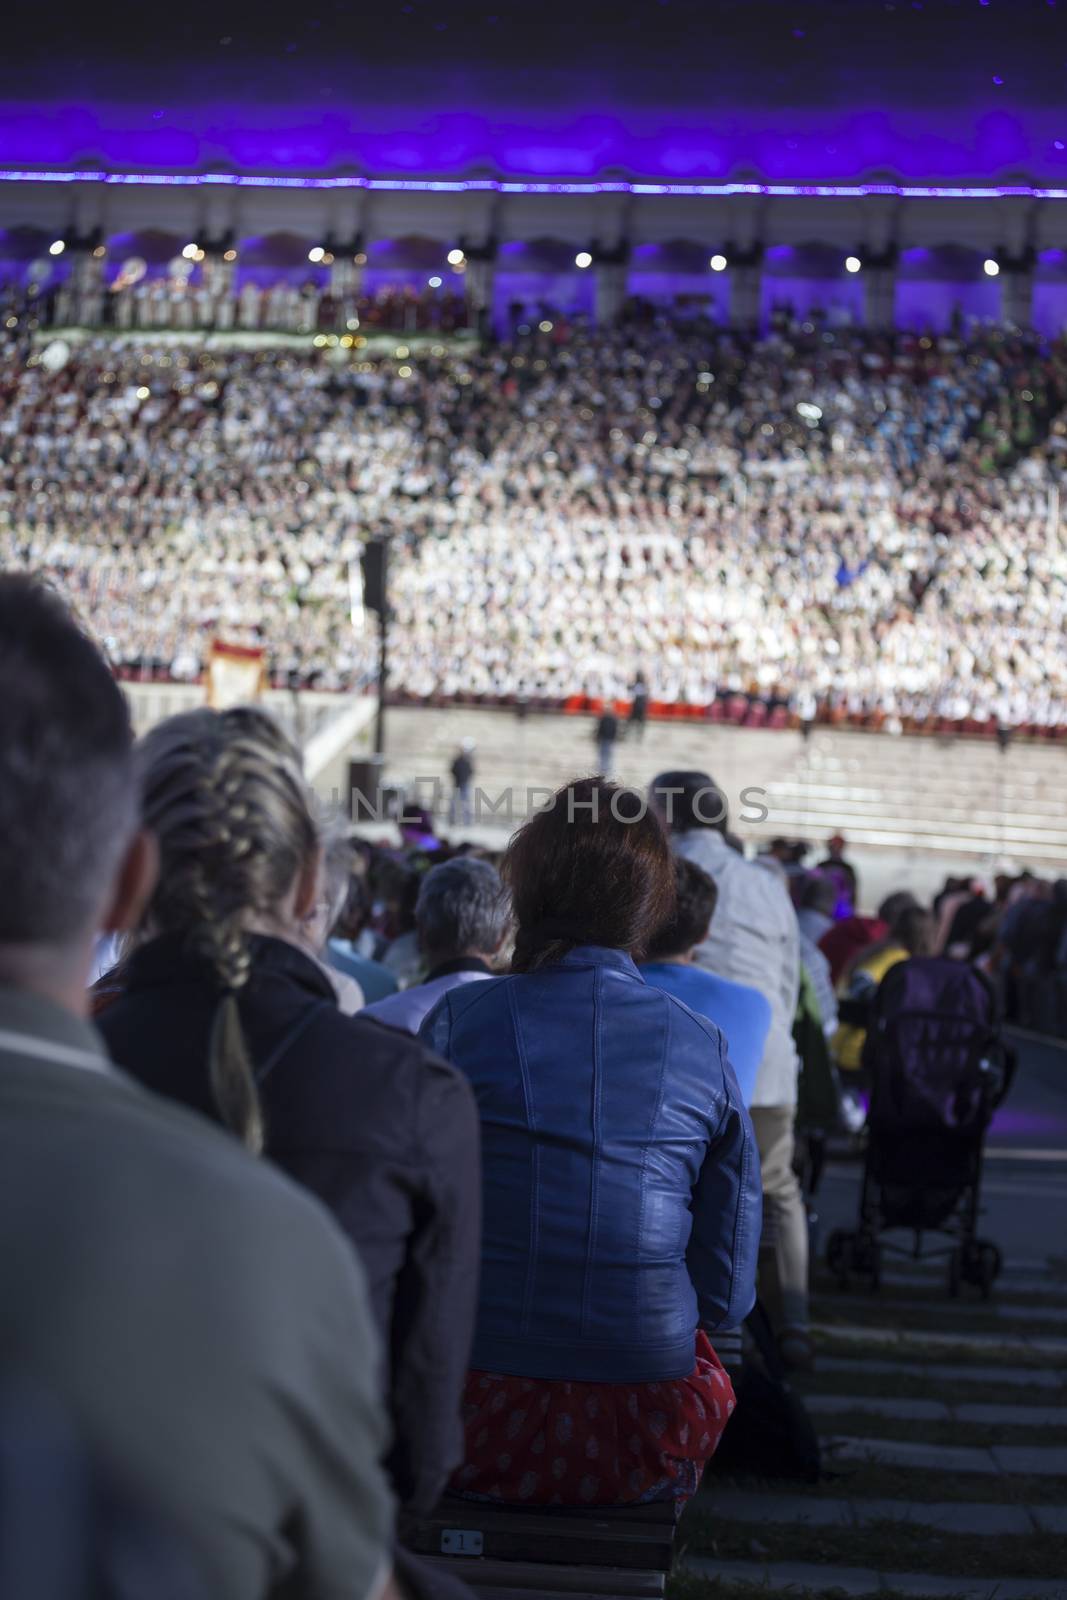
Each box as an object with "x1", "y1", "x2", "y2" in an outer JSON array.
[{"x1": 827, "y1": 957, "x2": 1015, "y2": 1298}]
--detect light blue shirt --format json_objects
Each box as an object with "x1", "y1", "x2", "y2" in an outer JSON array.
[
  {"x1": 639, "y1": 961, "x2": 772, "y2": 1106},
  {"x1": 362, "y1": 966, "x2": 492, "y2": 1035}
]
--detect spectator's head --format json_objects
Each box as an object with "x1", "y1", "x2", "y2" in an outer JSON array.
[
  {"x1": 797, "y1": 870, "x2": 838, "y2": 919},
  {"x1": 135, "y1": 707, "x2": 320, "y2": 1152},
  {"x1": 415, "y1": 857, "x2": 510, "y2": 967},
  {"x1": 303, "y1": 821, "x2": 356, "y2": 954},
  {"x1": 648, "y1": 770, "x2": 729, "y2": 835},
  {"x1": 0, "y1": 576, "x2": 155, "y2": 1007},
  {"x1": 505, "y1": 778, "x2": 675, "y2": 972},
  {"x1": 333, "y1": 873, "x2": 370, "y2": 944},
  {"x1": 895, "y1": 904, "x2": 935, "y2": 957},
  {"x1": 645, "y1": 858, "x2": 718, "y2": 963},
  {"x1": 877, "y1": 890, "x2": 921, "y2": 934}
]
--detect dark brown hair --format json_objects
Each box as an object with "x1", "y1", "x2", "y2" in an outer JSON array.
[
  {"x1": 504, "y1": 778, "x2": 675, "y2": 973},
  {"x1": 645, "y1": 856, "x2": 719, "y2": 961}
]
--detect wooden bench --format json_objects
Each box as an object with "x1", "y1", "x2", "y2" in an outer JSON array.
[{"x1": 399, "y1": 1496, "x2": 678, "y2": 1598}]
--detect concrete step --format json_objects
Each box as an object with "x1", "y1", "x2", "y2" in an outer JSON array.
[
  {"x1": 697, "y1": 1485, "x2": 1039, "y2": 1535},
  {"x1": 812, "y1": 1356, "x2": 1067, "y2": 1389},
  {"x1": 683, "y1": 1555, "x2": 1067, "y2": 1599},
  {"x1": 378, "y1": 707, "x2": 1067, "y2": 868}
]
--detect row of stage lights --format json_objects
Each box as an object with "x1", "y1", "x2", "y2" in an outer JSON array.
[
  {"x1": 39, "y1": 238, "x2": 1008, "y2": 280},
  {"x1": 281, "y1": 246, "x2": 1009, "y2": 279}
]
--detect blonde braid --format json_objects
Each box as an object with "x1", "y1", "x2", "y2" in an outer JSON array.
[{"x1": 135, "y1": 708, "x2": 319, "y2": 1154}]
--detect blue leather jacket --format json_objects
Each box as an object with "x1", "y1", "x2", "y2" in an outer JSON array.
[{"x1": 420, "y1": 946, "x2": 761, "y2": 1383}]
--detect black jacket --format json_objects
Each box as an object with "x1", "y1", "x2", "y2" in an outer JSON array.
[{"x1": 97, "y1": 933, "x2": 481, "y2": 1514}]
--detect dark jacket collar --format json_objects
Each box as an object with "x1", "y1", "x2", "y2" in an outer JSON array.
[
  {"x1": 121, "y1": 931, "x2": 336, "y2": 1002},
  {"x1": 424, "y1": 955, "x2": 493, "y2": 983}
]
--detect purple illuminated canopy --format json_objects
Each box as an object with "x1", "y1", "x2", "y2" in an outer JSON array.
[{"x1": 3, "y1": 169, "x2": 1067, "y2": 201}]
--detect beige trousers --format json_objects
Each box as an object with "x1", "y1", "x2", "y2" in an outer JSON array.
[{"x1": 749, "y1": 1104, "x2": 810, "y2": 1334}]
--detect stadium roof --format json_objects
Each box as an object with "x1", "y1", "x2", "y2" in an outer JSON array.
[{"x1": 2, "y1": 0, "x2": 1066, "y2": 188}]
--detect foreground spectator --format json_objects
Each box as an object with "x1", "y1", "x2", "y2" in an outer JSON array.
[
  {"x1": 640, "y1": 856, "x2": 771, "y2": 1106},
  {"x1": 363, "y1": 856, "x2": 509, "y2": 1034},
  {"x1": 651, "y1": 771, "x2": 810, "y2": 1370},
  {"x1": 422, "y1": 778, "x2": 760, "y2": 1505},
  {"x1": 0, "y1": 576, "x2": 395, "y2": 1598},
  {"x1": 97, "y1": 706, "x2": 480, "y2": 1513}
]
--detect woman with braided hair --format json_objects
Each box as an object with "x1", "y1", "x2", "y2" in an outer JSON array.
[{"x1": 96, "y1": 706, "x2": 481, "y2": 1518}]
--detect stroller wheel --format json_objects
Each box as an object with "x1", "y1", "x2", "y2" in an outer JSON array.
[
  {"x1": 827, "y1": 1229, "x2": 853, "y2": 1288},
  {"x1": 851, "y1": 1232, "x2": 880, "y2": 1292},
  {"x1": 948, "y1": 1247, "x2": 963, "y2": 1299},
  {"x1": 975, "y1": 1240, "x2": 1002, "y2": 1299}
]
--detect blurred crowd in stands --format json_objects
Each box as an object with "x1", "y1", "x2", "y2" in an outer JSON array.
[
  {"x1": 4, "y1": 312, "x2": 1067, "y2": 730},
  {"x1": 7, "y1": 274, "x2": 473, "y2": 337}
]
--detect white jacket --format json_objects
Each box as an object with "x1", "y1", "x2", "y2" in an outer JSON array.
[{"x1": 673, "y1": 830, "x2": 801, "y2": 1108}]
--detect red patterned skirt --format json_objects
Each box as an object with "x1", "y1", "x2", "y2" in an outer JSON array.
[{"x1": 450, "y1": 1333, "x2": 734, "y2": 1507}]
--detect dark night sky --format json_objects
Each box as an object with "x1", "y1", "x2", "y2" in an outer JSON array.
[{"x1": 5, "y1": 0, "x2": 1066, "y2": 110}]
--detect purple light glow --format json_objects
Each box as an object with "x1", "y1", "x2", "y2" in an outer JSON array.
[
  {"x1": 5, "y1": 168, "x2": 1067, "y2": 201},
  {"x1": 1, "y1": 98, "x2": 1066, "y2": 189}
]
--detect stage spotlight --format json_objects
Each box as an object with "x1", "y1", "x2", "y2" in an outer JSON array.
[
  {"x1": 447, "y1": 248, "x2": 465, "y2": 265},
  {"x1": 428, "y1": 275, "x2": 443, "y2": 288},
  {"x1": 48, "y1": 239, "x2": 65, "y2": 256},
  {"x1": 709, "y1": 253, "x2": 727, "y2": 272},
  {"x1": 181, "y1": 243, "x2": 198, "y2": 260},
  {"x1": 575, "y1": 251, "x2": 593, "y2": 269},
  {"x1": 308, "y1": 246, "x2": 326, "y2": 263},
  {"x1": 845, "y1": 255, "x2": 862, "y2": 273},
  {"x1": 984, "y1": 258, "x2": 1000, "y2": 277},
  {"x1": 223, "y1": 249, "x2": 237, "y2": 262}
]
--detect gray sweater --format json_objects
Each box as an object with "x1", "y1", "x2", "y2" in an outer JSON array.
[{"x1": 0, "y1": 983, "x2": 392, "y2": 1600}]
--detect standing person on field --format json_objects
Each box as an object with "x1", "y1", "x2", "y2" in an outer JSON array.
[
  {"x1": 651, "y1": 770, "x2": 810, "y2": 1371},
  {"x1": 449, "y1": 739, "x2": 476, "y2": 826},
  {"x1": 594, "y1": 707, "x2": 620, "y2": 776},
  {"x1": 629, "y1": 674, "x2": 650, "y2": 741}
]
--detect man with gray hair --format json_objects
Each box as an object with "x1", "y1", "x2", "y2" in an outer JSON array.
[
  {"x1": 363, "y1": 855, "x2": 509, "y2": 1033},
  {"x1": 0, "y1": 575, "x2": 398, "y2": 1600}
]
